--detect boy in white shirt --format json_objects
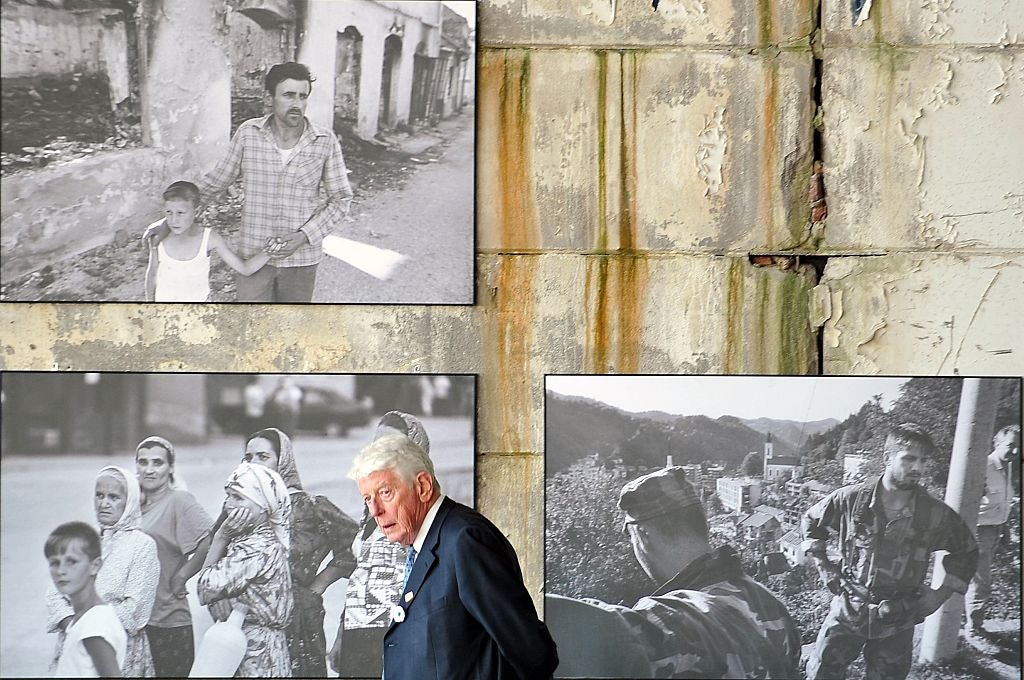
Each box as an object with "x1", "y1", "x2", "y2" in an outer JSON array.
[{"x1": 45, "y1": 522, "x2": 126, "y2": 677}]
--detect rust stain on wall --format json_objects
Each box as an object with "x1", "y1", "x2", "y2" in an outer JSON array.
[
  {"x1": 484, "y1": 255, "x2": 538, "y2": 454},
  {"x1": 723, "y1": 258, "x2": 745, "y2": 372},
  {"x1": 619, "y1": 51, "x2": 640, "y2": 252},
  {"x1": 585, "y1": 254, "x2": 650, "y2": 373},
  {"x1": 760, "y1": 58, "x2": 779, "y2": 249},
  {"x1": 487, "y1": 49, "x2": 537, "y2": 250}
]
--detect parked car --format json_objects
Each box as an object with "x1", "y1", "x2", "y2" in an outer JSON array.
[
  {"x1": 294, "y1": 385, "x2": 371, "y2": 436},
  {"x1": 212, "y1": 384, "x2": 371, "y2": 437}
]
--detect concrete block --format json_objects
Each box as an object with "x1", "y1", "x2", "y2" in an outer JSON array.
[
  {"x1": 479, "y1": 0, "x2": 815, "y2": 48},
  {"x1": 814, "y1": 254, "x2": 1024, "y2": 375},
  {"x1": 823, "y1": 0, "x2": 1024, "y2": 47},
  {"x1": 476, "y1": 453, "x2": 546, "y2": 604},
  {"x1": 632, "y1": 50, "x2": 814, "y2": 252},
  {"x1": 478, "y1": 49, "x2": 814, "y2": 253},
  {"x1": 823, "y1": 48, "x2": 1024, "y2": 250},
  {"x1": 1, "y1": 148, "x2": 171, "y2": 281}
]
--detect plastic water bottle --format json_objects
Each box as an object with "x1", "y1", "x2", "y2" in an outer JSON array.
[{"x1": 189, "y1": 604, "x2": 249, "y2": 677}]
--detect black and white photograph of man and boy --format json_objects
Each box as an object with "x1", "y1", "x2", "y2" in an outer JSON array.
[
  {"x1": 545, "y1": 375, "x2": 1021, "y2": 680},
  {"x1": 0, "y1": 372, "x2": 474, "y2": 678}
]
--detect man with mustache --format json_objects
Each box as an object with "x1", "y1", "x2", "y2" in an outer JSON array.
[
  {"x1": 150, "y1": 62, "x2": 353, "y2": 302},
  {"x1": 802, "y1": 423, "x2": 978, "y2": 680}
]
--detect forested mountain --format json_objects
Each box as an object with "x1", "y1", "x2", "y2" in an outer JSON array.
[{"x1": 546, "y1": 392, "x2": 801, "y2": 473}]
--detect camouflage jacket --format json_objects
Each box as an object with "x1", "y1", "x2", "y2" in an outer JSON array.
[
  {"x1": 802, "y1": 477, "x2": 978, "y2": 598},
  {"x1": 590, "y1": 545, "x2": 800, "y2": 678}
]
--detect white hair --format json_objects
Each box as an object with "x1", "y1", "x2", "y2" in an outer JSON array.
[{"x1": 347, "y1": 433, "x2": 441, "y2": 492}]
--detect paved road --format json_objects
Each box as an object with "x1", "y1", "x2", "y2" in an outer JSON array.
[
  {"x1": 0, "y1": 417, "x2": 473, "y2": 677},
  {"x1": 313, "y1": 114, "x2": 475, "y2": 303}
]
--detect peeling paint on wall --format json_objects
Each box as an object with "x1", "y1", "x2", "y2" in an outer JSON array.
[
  {"x1": 581, "y1": 0, "x2": 617, "y2": 26},
  {"x1": 696, "y1": 106, "x2": 727, "y2": 196}
]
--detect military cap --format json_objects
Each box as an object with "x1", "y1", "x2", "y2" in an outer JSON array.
[{"x1": 618, "y1": 466, "x2": 700, "y2": 525}]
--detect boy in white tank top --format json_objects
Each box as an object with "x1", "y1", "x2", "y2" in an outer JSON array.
[{"x1": 145, "y1": 181, "x2": 273, "y2": 302}]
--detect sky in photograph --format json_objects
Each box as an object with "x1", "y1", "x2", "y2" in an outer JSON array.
[
  {"x1": 444, "y1": 1, "x2": 477, "y2": 29},
  {"x1": 547, "y1": 376, "x2": 913, "y2": 423}
]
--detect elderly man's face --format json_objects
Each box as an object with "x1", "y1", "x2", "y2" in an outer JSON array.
[{"x1": 357, "y1": 468, "x2": 433, "y2": 546}]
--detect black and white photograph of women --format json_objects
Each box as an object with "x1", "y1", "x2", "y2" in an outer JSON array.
[
  {"x1": 545, "y1": 375, "x2": 1021, "y2": 680},
  {"x1": 0, "y1": 371, "x2": 475, "y2": 678}
]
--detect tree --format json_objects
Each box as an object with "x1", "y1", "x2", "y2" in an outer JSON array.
[{"x1": 742, "y1": 451, "x2": 764, "y2": 477}]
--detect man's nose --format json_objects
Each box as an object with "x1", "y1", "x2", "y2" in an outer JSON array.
[{"x1": 368, "y1": 498, "x2": 382, "y2": 516}]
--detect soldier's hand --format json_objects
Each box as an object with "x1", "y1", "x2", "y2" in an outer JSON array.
[{"x1": 913, "y1": 587, "x2": 950, "y2": 621}]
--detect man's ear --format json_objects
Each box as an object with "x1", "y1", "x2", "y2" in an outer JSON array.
[
  {"x1": 415, "y1": 471, "x2": 434, "y2": 502},
  {"x1": 90, "y1": 556, "x2": 103, "y2": 577}
]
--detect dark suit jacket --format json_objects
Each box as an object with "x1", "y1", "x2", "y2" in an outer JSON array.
[{"x1": 382, "y1": 497, "x2": 558, "y2": 680}]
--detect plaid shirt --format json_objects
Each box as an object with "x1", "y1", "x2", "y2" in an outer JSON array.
[{"x1": 198, "y1": 114, "x2": 353, "y2": 267}]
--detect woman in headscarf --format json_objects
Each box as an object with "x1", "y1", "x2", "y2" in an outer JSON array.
[
  {"x1": 135, "y1": 436, "x2": 213, "y2": 677},
  {"x1": 47, "y1": 466, "x2": 160, "y2": 676},
  {"x1": 235, "y1": 427, "x2": 358, "y2": 677},
  {"x1": 329, "y1": 411, "x2": 429, "y2": 677},
  {"x1": 197, "y1": 462, "x2": 293, "y2": 677}
]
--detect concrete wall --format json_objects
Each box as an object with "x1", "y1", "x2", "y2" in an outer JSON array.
[
  {"x1": 0, "y1": 148, "x2": 170, "y2": 280},
  {"x1": 0, "y1": 3, "x2": 120, "y2": 79},
  {"x1": 1, "y1": 0, "x2": 1022, "y2": 608}
]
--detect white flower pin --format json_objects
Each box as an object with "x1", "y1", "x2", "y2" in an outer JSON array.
[{"x1": 390, "y1": 604, "x2": 406, "y2": 623}]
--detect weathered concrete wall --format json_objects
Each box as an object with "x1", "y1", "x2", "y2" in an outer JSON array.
[
  {"x1": 814, "y1": 254, "x2": 1024, "y2": 376},
  {"x1": 301, "y1": 0, "x2": 443, "y2": 136},
  {"x1": 227, "y1": 8, "x2": 290, "y2": 105},
  {"x1": 0, "y1": 148, "x2": 171, "y2": 280},
  {"x1": 0, "y1": 4, "x2": 120, "y2": 79},
  {"x1": 143, "y1": 0, "x2": 231, "y2": 171},
  {"x1": 2, "y1": 0, "x2": 1023, "y2": 607}
]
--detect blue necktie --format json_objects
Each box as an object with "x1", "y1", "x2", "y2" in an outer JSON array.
[{"x1": 402, "y1": 546, "x2": 417, "y2": 592}]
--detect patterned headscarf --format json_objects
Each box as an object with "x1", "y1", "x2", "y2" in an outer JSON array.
[
  {"x1": 245, "y1": 428, "x2": 302, "y2": 492},
  {"x1": 225, "y1": 462, "x2": 291, "y2": 550},
  {"x1": 375, "y1": 411, "x2": 430, "y2": 454},
  {"x1": 95, "y1": 465, "x2": 143, "y2": 543}
]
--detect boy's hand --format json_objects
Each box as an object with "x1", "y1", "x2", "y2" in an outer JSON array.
[{"x1": 143, "y1": 219, "x2": 170, "y2": 245}]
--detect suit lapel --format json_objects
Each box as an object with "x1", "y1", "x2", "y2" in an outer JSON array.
[{"x1": 388, "y1": 497, "x2": 452, "y2": 630}]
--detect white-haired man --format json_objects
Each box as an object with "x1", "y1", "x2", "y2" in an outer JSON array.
[{"x1": 347, "y1": 434, "x2": 558, "y2": 680}]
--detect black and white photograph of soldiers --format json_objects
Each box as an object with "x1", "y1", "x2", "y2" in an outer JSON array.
[
  {"x1": 1, "y1": 1, "x2": 476, "y2": 303},
  {"x1": 0, "y1": 371, "x2": 475, "y2": 678},
  {"x1": 545, "y1": 375, "x2": 1021, "y2": 679}
]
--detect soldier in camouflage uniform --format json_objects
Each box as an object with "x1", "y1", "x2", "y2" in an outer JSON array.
[
  {"x1": 802, "y1": 423, "x2": 979, "y2": 680},
  {"x1": 547, "y1": 466, "x2": 800, "y2": 678}
]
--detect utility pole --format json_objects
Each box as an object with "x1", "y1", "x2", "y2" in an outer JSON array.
[{"x1": 918, "y1": 378, "x2": 1000, "y2": 663}]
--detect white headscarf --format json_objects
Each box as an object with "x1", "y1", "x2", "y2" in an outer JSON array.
[
  {"x1": 95, "y1": 465, "x2": 143, "y2": 547},
  {"x1": 224, "y1": 462, "x2": 291, "y2": 550}
]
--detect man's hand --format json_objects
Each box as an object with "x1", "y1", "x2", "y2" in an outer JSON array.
[
  {"x1": 208, "y1": 599, "x2": 232, "y2": 622},
  {"x1": 268, "y1": 231, "x2": 309, "y2": 257},
  {"x1": 811, "y1": 555, "x2": 841, "y2": 590},
  {"x1": 914, "y1": 586, "x2": 953, "y2": 621}
]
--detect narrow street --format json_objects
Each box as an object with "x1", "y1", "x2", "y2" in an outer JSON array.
[
  {"x1": 0, "y1": 416, "x2": 474, "y2": 677},
  {"x1": 313, "y1": 113, "x2": 475, "y2": 303}
]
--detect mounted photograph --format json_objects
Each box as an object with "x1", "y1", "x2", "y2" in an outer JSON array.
[
  {"x1": 544, "y1": 375, "x2": 1021, "y2": 680},
  {"x1": 1, "y1": 1, "x2": 476, "y2": 303},
  {"x1": 0, "y1": 371, "x2": 475, "y2": 678}
]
